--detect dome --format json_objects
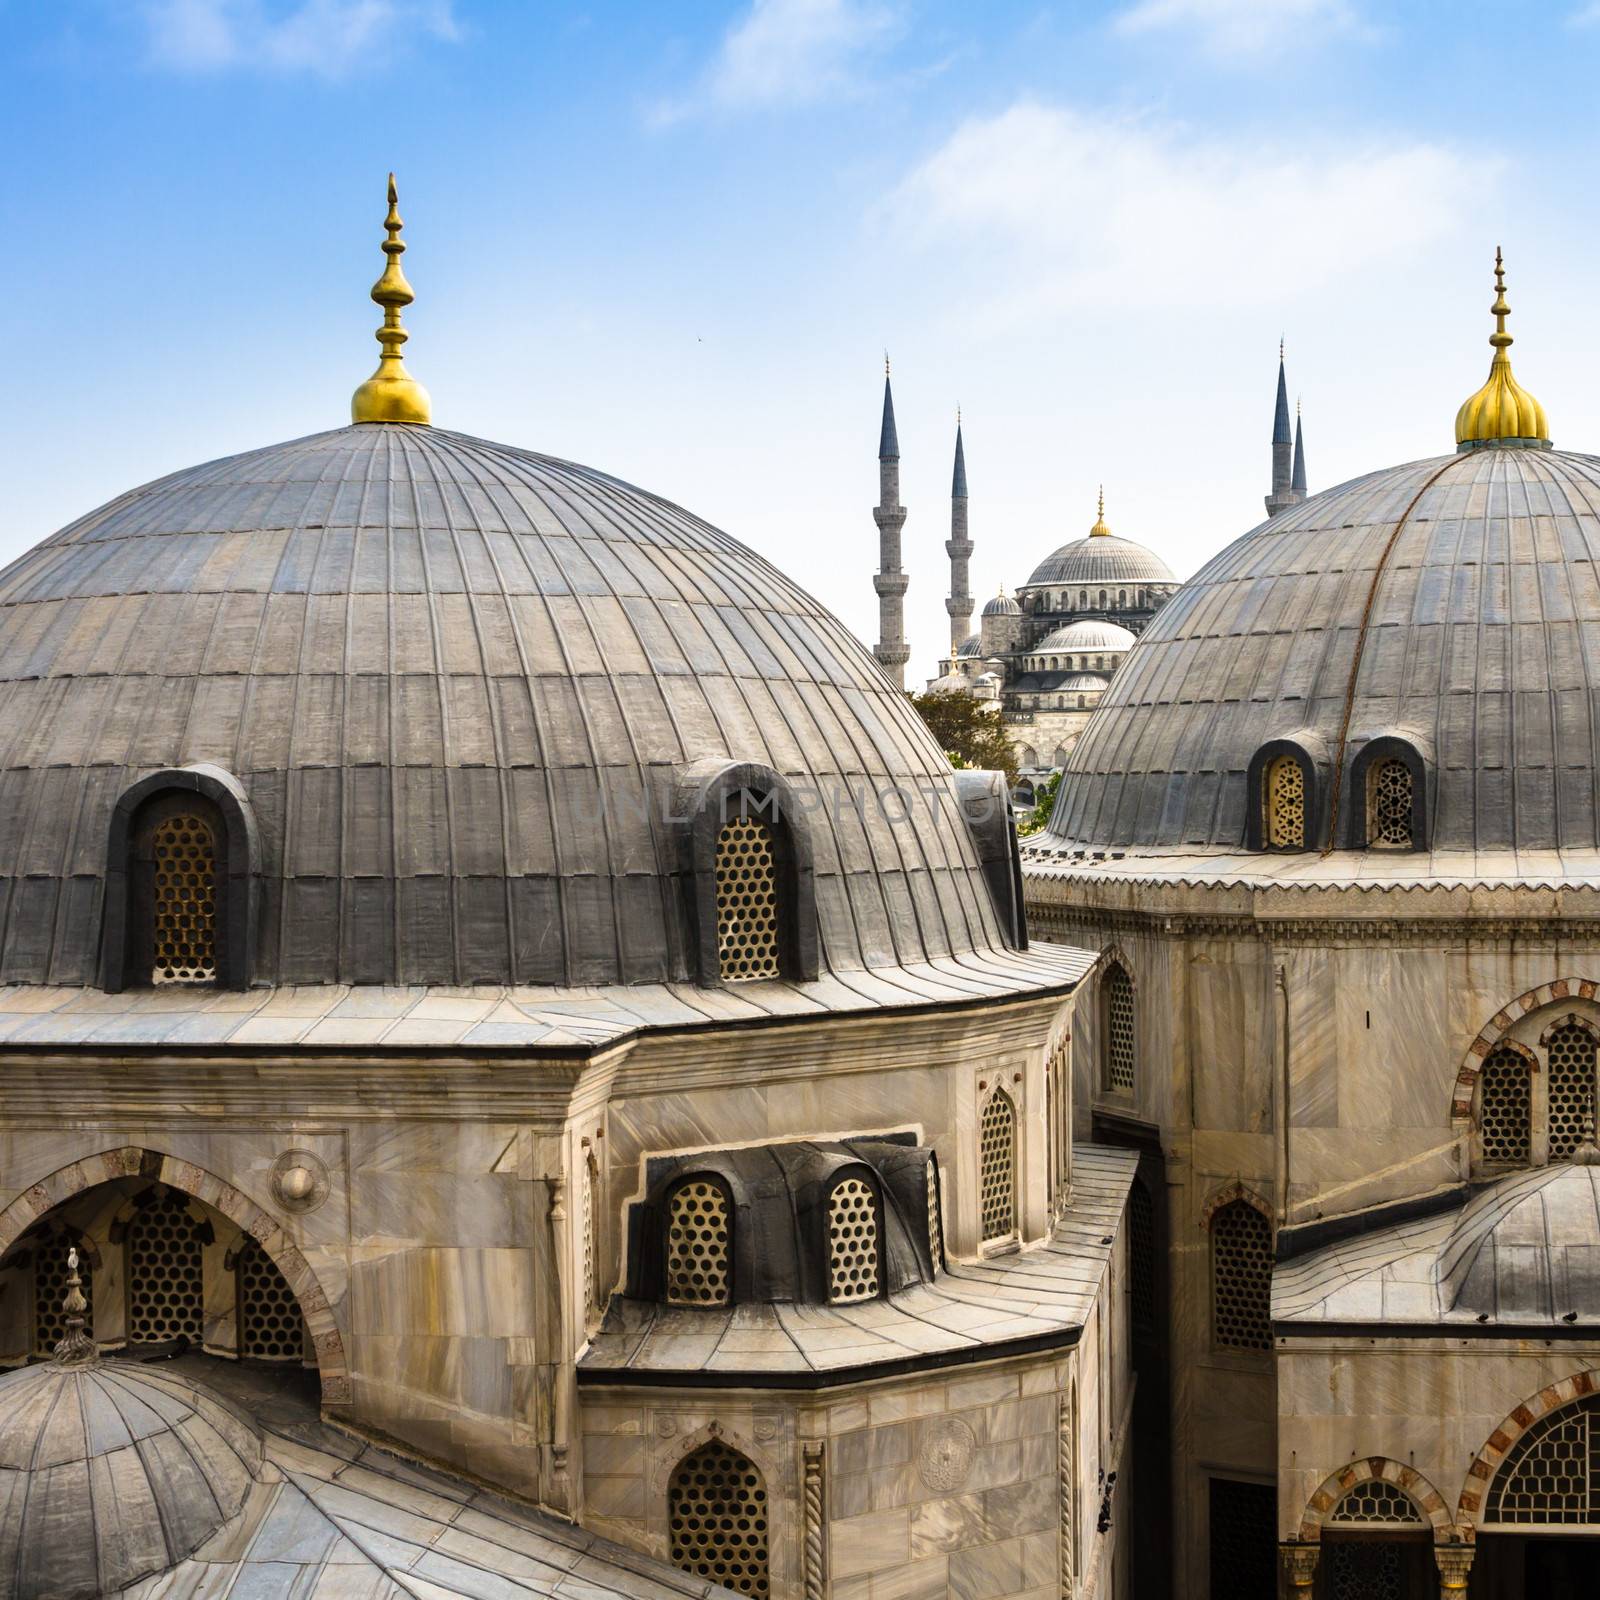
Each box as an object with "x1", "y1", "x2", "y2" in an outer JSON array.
[
  {"x1": 981, "y1": 591, "x2": 1021, "y2": 617},
  {"x1": 0, "y1": 1361, "x2": 260, "y2": 1597},
  {"x1": 1047, "y1": 444, "x2": 1600, "y2": 860},
  {"x1": 1035, "y1": 619, "x2": 1136, "y2": 653},
  {"x1": 1057, "y1": 672, "x2": 1110, "y2": 692},
  {"x1": 0, "y1": 424, "x2": 1013, "y2": 986},
  {"x1": 954, "y1": 634, "x2": 983, "y2": 658},
  {"x1": 1024, "y1": 535, "x2": 1175, "y2": 589}
]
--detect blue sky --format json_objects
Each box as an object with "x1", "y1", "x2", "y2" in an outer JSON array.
[{"x1": 5, "y1": 0, "x2": 1600, "y2": 680}]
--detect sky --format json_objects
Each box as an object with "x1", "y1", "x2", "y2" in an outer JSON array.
[{"x1": 5, "y1": 0, "x2": 1600, "y2": 683}]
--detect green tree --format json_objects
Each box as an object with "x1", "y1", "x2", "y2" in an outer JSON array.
[
  {"x1": 907, "y1": 692, "x2": 1018, "y2": 785},
  {"x1": 1017, "y1": 767, "x2": 1062, "y2": 836}
]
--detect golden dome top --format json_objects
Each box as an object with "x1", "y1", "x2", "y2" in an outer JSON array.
[
  {"x1": 1454, "y1": 248, "x2": 1547, "y2": 450},
  {"x1": 1089, "y1": 486, "x2": 1111, "y2": 537},
  {"x1": 351, "y1": 175, "x2": 432, "y2": 426}
]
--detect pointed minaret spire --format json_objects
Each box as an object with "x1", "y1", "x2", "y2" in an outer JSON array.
[
  {"x1": 351, "y1": 174, "x2": 432, "y2": 426},
  {"x1": 872, "y1": 358, "x2": 910, "y2": 688},
  {"x1": 1265, "y1": 341, "x2": 1302, "y2": 517},
  {"x1": 1292, "y1": 399, "x2": 1307, "y2": 496},
  {"x1": 945, "y1": 412, "x2": 973, "y2": 656}
]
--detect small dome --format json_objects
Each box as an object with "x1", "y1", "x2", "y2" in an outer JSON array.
[
  {"x1": 982, "y1": 590, "x2": 1021, "y2": 617},
  {"x1": 1035, "y1": 619, "x2": 1136, "y2": 652},
  {"x1": 1024, "y1": 533, "x2": 1176, "y2": 588},
  {"x1": 1058, "y1": 672, "x2": 1110, "y2": 692},
  {"x1": 954, "y1": 634, "x2": 983, "y2": 658},
  {"x1": 925, "y1": 673, "x2": 969, "y2": 695},
  {"x1": 0, "y1": 1362, "x2": 260, "y2": 1598}
]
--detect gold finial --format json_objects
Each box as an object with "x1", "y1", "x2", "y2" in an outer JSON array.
[
  {"x1": 52, "y1": 1246, "x2": 97, "y2": 1368},
  {"x1": 1089, "y1": 485, "x2": 1111, "y2": 537},
  {"x1": 351, "y1": 174, "x2": 432, "y2": 426},
  {"x1": 885, "y1": 350, "x2": 891, "y2": 377},
  {"x1": 1455, "y1": 246, "x2": 1547, "y2": 450}
]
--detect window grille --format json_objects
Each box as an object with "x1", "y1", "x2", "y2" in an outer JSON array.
[
  {"x1": 827, "y1": 1176, "x2": 880, "y2": 1303},
  {"x1": 1486, "y1": 1396, "x2": 1599, "y2": 1524},
  {"x1": 665, "y1": 1179, "x2": 731, "y2": 1306},
  {"x1": 1128, "y1": 1178, "x2": 1155, "y2": 1336},
  {"x1": 668, "y1": 1440, "x2": 770, "y2": 1597},
  {"x1": 1324, "y1": 1541, "x2": 1406, "y2": 1600},
  {"x1": 980, "y1": 1091, "x2": 1017, "y2": 1242},
  {"x1": 151, "y1": 812, "x2": 218, "y2": 983},
  {"x1": 1104, "y1": 962, "x2": 1135, "y2": 1093},
  {"x1": 128, "y1": 1189, "x2": 204, "y2": 1345},
  {"x1": 1212, "y1": 1198, "x2": 1272, "y2": 1352},
  {"x1": 1265, "y1": 754, "x2": 1305, "y2": 849},
  {"x1": 715, "y1": 816, "x2": 780, "y2": 981},
  {"x1": 1207, "y1": 1478, "x2": 1277, "y2": 1600},
  {"x1": 238, "y1": 1237, "x2": 304, "y2": 1362},
  {"x1": 1479, "y1": 1045, "x2": 1532, "y2": 1165},
  {"x1": 1330, "y1": 1481, "x2": 1422, "y2": 1524},
  {"x1": 1545, "y1": 1019, "x2": 1597, "y2": 1160},
  {"x1": 1366, "y1": 758, "x2": 1414, "y2": 848},
  {"x1": 34, "y1": 1244, "x2": 92, "y2": 1358},
  {"x1": 926, "y1": 1159, "x2": 942, "y2": 1269}
]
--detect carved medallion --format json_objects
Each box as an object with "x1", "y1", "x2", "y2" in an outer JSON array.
[
  {"x1": 270, "y1": 1149, "x2": 330, "y2": 1213},
  {"x1": 918, "y1": 1417, "x2": 976, "y2": 1492}
]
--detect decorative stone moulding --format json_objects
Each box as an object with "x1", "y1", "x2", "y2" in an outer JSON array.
[
  {"x1": 917, "y1": 1416, "x2": 977, "y2": 1493},
  {"x1": 1453, "y1": 979, "x2": 1600, "y2": 1120},
  {"x1": 271, "y1": 1148, "x2": 330, "y2": 1213}
]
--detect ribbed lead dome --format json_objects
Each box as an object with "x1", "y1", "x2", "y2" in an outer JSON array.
[
  {"x1": 0, "y1": 424, "x2": 1007, "y2": 986},
  {"x1": 1024, "y1": 533, "x2": 1175, "y2": 588},
  {"x1": 1047, "y1": 446, "x2": 1600, "y2": 857}
]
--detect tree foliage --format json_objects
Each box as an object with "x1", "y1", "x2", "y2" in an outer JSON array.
[
  {"x1": 908, "y1": 692, "x2": 1018, "y2": 784},
  {"x1": 1017, "y1": 767, "x2": 1062, "y2": 835}
]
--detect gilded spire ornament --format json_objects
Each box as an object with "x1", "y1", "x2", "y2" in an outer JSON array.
[
  {"x1": 52, "y1": 1246, "x2": 97, "y2": 1368},
  {"x1": 1089, "y1": 486, "x2": 1111, "y2": 537},
  {"x1": 351, "y1": 174, "x2": 432, "y2": 426},
  {"x1": 1454, "y1": 248, "x2": 1548, "y2": 450}
]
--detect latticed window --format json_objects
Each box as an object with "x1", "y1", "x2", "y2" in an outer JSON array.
[
  {"x1": 1104, "y1": 961, "x2": 1135, "y2": 1093},
  {"x1": 827, "y1": 1176, "x2": 881, "y2": 1303},
  {"x1": 238, "y1": 1236, "x2": 304, "y2": 1362},
  {"x1": 1207, "y1": 1479, "x2": 1277, "y2": 1600},
  {"x1": 1323, "y1": 1542, "x2": 1407, "y2": 1600},
  {"x1": 980, "y1": 1090, "x2": 1017, "y2": 1243},
  {"x1": 668, "y1": 1440, "x2": 770, "y2": 1597},
  {"x1": 1479, "y1": 1045, "x2": 1532, "y2": 1165},
  {"x1": 1264, "y1": 754, "x2": 1306, "y2": 849},
  {"x1": 926, "y1": 1158, "x2": 942, "y2": 1269},
  {"x1": 1330, "y1": 1480, "x2": 1423, "y2": 1525},
  {"x1": 665, "y1": 1179, "x2": 731, "y2": 1306},
  {"x1": 1212, "y1": 1197, "x2": 1272, "y2": 1352},
  {"x1": 715, "y1": 816, "x2": 780, "y2": 981},
  {"x1": 128, "y1": 1189, "x2": 204, "y2": 1345},
  {"x1": 151, "y1": 812, "x2": 219, "y2": 983},
  {"x1": 1485, "y1": 1395, "x2": 1599, "y2": 1524},
  {"x1": 1546, "y1": 1019, "x2": 1598, "y2": 1160},
  {"x1": 1366, "y1": 757, "x2": 1414, "y2": 848},
  {"x1": 1128, "y1": 1178, "x2": 1155, "y2": 1336},
  {"x1": 34, "y1": 1243, "x2": 92, "y2": 1358}
]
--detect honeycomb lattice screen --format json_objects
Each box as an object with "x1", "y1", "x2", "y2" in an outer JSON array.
[
  {"x1": 1105, "y1": 964, "x2": 1135, "y2": 1093},
  {"x1": 128, "y1": 1189, "x2": 204, "y2": 1345},
  {"x1": 239, "y1": 1237, "x2": 304, "y2": 1362},
  {"x1": 34, "y1": 1244, "x2": 92, "y2": 1358},
  {"x1": 1325, "y1": 1542, "x2": 1405, "y2": 1600},
  {"x1": 665, "y1": 1180, "x2": 732, "y2": 1306},
  {"x1": 668, "y1": 1440, "x2": 770, "y2": 1597},
  {"x1": 1546, "y1": 1020, "x2": 1598, "y2": 1161},
  {"x1": 1212, "y1": 1198, "x2": 1272, "y2": 1351},
  {"x1": 1265, "y1": 755, "x2": 1305, "y2": 849},
  {"x1": 827, "y1": 1177, "x2": 881, "y2": 1304},
  {"x1": 926, "y1": 1159, "x2": 942, "y2": 1269},
  {"x1": 1479, "y1": 1046, "x2": 1532, "y2": 1165},
  {"x1": 1128, "y1": 1178, "x2": 1155, "y2": 1335},
  {"x1": 980, "y1": 1091, "x2": 1017, "y2": 1242},
  {"x1": 151, "y1": 813, "x2": 218, "y2": 984},
  {"x1": 1367, "y1": 758, "x2": 1414, "y2": 848},
  {"x1": 1485, "y1": 1396, "x2": 1600, "y2": 1524},
  {"x1": 715, "y1": 817, "x2": 780, "y2": 981},
  {"x1": 1330, "y1": 1480, "x2": 1423, "y2": 1524}
]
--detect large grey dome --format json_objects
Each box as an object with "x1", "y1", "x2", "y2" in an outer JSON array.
[
  {"x1": 1023, "y1": 533, "x2": 1175, "y2": 588},
  {"x1": 0, "y1": 424, "x2": 1009, "y2": 986},
  {"x1": 1046, "y1": 446, "x2": 1600, "y2": 858}
]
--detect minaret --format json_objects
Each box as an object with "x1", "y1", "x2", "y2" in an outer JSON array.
[
  {"x1": 872, "y1": 360, "x2": 910, "y2": 689},
  {"x1": 1264, "y1": 341, "x2": 1301, "y2": 517},
  {"x1": 945, "y1": 415, "x2": 973, "y2": 656},
  {"x1": 1292, "y1": 399, "x2": 1307, "y2": 498}
]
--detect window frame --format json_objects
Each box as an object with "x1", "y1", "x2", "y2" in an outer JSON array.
[
  {"x1": 978, "y1": 1084, "x2": 1020, "y2": 1248},
  {"x1": 661, "y1": 1171, "x2": 737, "y2": 1308},
  {"x1": 1244, "y1": 738, "x2": 1320, "y2": 852},
  {"x1": 1348, "y1": 735, "x2": 1428, "y2": 852},
  {"x1": 1205, "y1": 1190, "x2": 1274, "y2": 1358},
  {"x1": 821, "y1": 1165, "x2": 886, "y2": 1305},
  {"x1": 1100, "y1": 957, "x2": 1136, "y2": 1098}
]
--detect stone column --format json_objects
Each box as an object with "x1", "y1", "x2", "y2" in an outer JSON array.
[
  {"x1": 1281, "y1": 1542, "x2": 1318, "y2": 1598},
  {"x1": 801, "y1": 1441, "x2": 827, "y2": 1599},
  {"x1": 1435, "y1": 1544, "x2": 1474, "y2": 1597}
]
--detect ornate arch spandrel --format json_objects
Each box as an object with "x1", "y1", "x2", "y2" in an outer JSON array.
[
  {"x1": 1452, "y1": 980, "x2": 1600, "y2": 1121},
  {"x1": 1298, "y1": 1456, "x2": 1453, "y2": 1544}
]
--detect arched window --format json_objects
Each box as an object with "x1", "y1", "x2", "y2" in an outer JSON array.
[
  {"x1": 1263, "y1": 753, "x2": 1306, "y2": 849},
  {"x1": 1118, "y1": 589, "x2": 1126, "y2": 606},
  {"x1": 715, "y1": 817, "x2": 780, "y2": 981},
  {"x1": 237, "y1": 1236, "x2": 305, "y2": 1362},
  {"x1": 1366, "y1": 756, "x2": 1415, "y2": 848},
  {"x1": 1329, "y1": 1480, "x2": 1424, "y2": 1526},
  {"x1": 1079, "y1": 589, "x2": 1088, "y2": 607},
  {"x1": 1486, "y1": 1394, "x2": 1599, "y2": 1524},
  {"x1": 1211, "y1": 1197, "x2": 1272, "y2": 1352},
  {"x1": 669, "y1": 1439, "x2": 771, "y2": 1596},
  {"x1": 665, "y1": 1177, "x2": 732, "y2": 1306},
  {"x1": 980, "y1": 1090, "x2": 1017, "y2": 1243},
  {"x1": 826, "y1": 1174, "x2": 881, "y2": 1303},
  {"x1": 34, "y1": 1240, "x2": 93, "y2": 1358},
  {"x1": 1098, "y1": 589, "x2": 1107, "y2": 607},
  {"x1": 128, "y1": 1189, "x2": 205, "y2": 1346},
  {"x1": 1102, "y1": 960, "x2": 1135, "y2": 1094},
  {"x1": 1077, "y1": 695, "x2": 1086, "y2": 708},
  {"x1": 1545, "y1": 1017, "x2": 1598, "y2": 1159},
  {"x1": 131, "y1": 799, "x2": 224, "y2": 985},
  {"x1": 1478, "y1": 1044, "x2": 1533, "y2": 1167}
]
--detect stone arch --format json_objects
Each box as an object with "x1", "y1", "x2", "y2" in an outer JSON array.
[
  {"x1": 1539, "y1": 1010, "x2": 1600, "y2": 1049},
  {"x1": 1298, "y1": 1456, "x2": 1453, "y2": 1543},
  {"x1": 1456, "y1": 1369, "x2": 1600, "y2": 1536},
  {"x1": 0, "y1": 1144, "x2": 349, "y2": 1408},
  {"x1": 1199, "y1": 1179, "x2": 1272, "y2": 1231},
  {"x1": 1452, "y1": 980, "x2": 1600, "y2": 1120}
]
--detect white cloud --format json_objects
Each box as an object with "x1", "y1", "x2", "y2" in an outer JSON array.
[
  {"x1": 885, "y1": 101, "x2": 1483, "y2": 327},
  {"x1": 1114, "y1": 0, "x2": 1368, "y2": 58},
  {"x1": 654, "y1": 0, "x2": 900, "y2": 124},
  {"x1": 140, "y1": 0, "x2": 458, "y2": 76}
]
